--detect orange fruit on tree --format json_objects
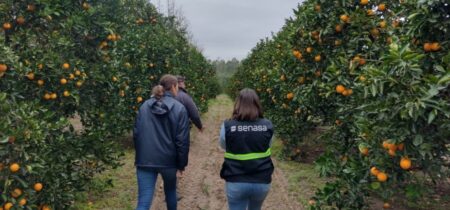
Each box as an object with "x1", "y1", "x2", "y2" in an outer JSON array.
[
  {"x1": 63, "y1": 90, "x2": 70, "y2": 97},
  {"x1": 62, "y1": 63, "x2": 70, "y2": 69},
  {"x1": 10, "y1": 163, "x2": 20, "y2": 172},
  {"x1": 50, "y1": 93, "x2": 57, "y2": 100},
  {"x1": 75, "y1": 69, "x2": 81, "y2": 76},
  {"x1": 360, "y1": 0, "x2": 369, "y2": 5},
  {"x1": 378, "y1": 3, "x2": 386, "y2": 11},
  {"x1": 27, "y1": 72, "x2": 35, "y2": 80},
  {"x1": 37, "y1": 79, "x2": 45, "y2": 86},
  {"x1": 359, "y1": 147, "x2": 369, "y2": 156},
  {"x1": 3, "y1": 22, "x2": 12, "y2": 30},
  {"x1": 19, "y1": 198, "x2": 27, "y2": 206},
  {"x1": 41, "y1": 204, "x2": 51, "y2": 210},
  {"x1": 60, "y1": 78, "x2": 68, "y2": 85},
  {"x1": 370, "y1": 167, "x2": 380, "y2": 176},
  {"x1": 0, "y1": 64, "x2": 8, "y2": 72},
  {"x1": 43, "y1": 93, "x2": 51, "y2": 100},
  {"x1": 76, "y1": 81, "x2": 83, "y2": 87},
  {"x1": 423, "y1": 43, "x2": 432, "y2": 52},
  {"x1": 383, "y1": 202, "x2": 390, "y2": 209},
  {"x1": 0, "y1": 163, "x2": 4, "y2": 170},
  {"x1": 69, "y1": 73, "x2": 75, "y2": 80},
  {"x1": 314, "y1": 55, "x2": 321, "y2": 62},
  {"x1": 112, "y1": 76, "x2": 118, "y2": 82},
  {"x1": 359, "y1": 75, "x2": 367, "y2": 82},
  {"x1": 137, "y1": 96, "x2": 143, "y2": 103},
  {"x1": 379, "y1": 20, "x2": 386, "y2": 28},
  {"x1": 306, "y1": 47, "x2": 313, "y2": 53},
  {"x1": 387, "y1": 143, "x2": 397, "y2": 151},
  {"x1": 280, "y1": 74, "x2": 286, "y2": 81},
  {"x1": 336, "y1": 85, "x2": 345, "y2": 93},
  {"x1": 11, "y1": 188, "x2": 22, "y2": 198},
  {"x1": 292, "y1": 50, "x2": 302, "y2": 59},
  {"x1": 34, "y1": 183, "x2": 44, "y2": 191},
  {"x1": 377, "y1": 172, "x2": 388, "y2": 182},
  {"x1": 359, "y1": 58, "x2": 366, "y2": 65},
  {"x1": 367, "y1": 10, "x2": 375, "y2": 16},
  {"x1": 334, "y1": 39, "x2": 342, "y2": 46},
  {"x1": 382, "y1": 140, "x2": 390, "y2": 149},
  {"x1": 340, "y1": 14, "x2": 350, "y2": 23},
  {"x1": 431, "y1": 42, "x2": 441, "y2": 51},
  {"x1": 4, "y1": 202, "x2": 13, "y2": 210},
  {"x1": 82, "y1": 2, "x2": 90, "y2": 10},
  {"x1": 400, "y1": 157, "x2": 412, "y2": 170},
  {"x1": 119, "y1": 90, "x2": 125, "y2": 97},
  {"x1": 297, "y1": 76, "x2": 305, "y2": 84},
  {"x1": 286, "y1": 92, "x2": 294, "y2": 100},
  {"x1": 335, "y1": 24, "x2": 343, "y2": 33},
  {"x1": 16, "y1": 16, "x2": 25, "y2": 25}
]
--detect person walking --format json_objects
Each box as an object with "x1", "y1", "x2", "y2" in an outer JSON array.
[
  {"x1": 219, "y1": 88, "x2": 275, "y2": 210},
  {"x1": 133, "y1": 74, "x2": 190, "y2": 210},
  {"x1": 175, "y1": 75, "x2": 203, "y2": 132}
]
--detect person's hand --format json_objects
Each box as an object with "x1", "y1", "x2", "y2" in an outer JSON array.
[{"x1": 177, "y1": 170, "x2": 184, "y2": 178}]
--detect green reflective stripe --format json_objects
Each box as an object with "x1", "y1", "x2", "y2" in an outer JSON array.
[{"x1": 224, "y1": 148, "x2": 271, "y2": 160}]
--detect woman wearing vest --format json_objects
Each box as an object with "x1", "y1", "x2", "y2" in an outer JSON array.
[
  {"x1": 133, "y1": 74, "x2": 190, "y2": 210},
  {"x1": 219, "y1": 88, "x2": 274, "y2": 210}
]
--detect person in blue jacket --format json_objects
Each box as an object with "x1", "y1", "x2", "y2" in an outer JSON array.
[
  {"x1": 219, "y1": 88, "x2": 274, "y2": 210},
  {"x1": 133, "y1": 74, "x2": 190, "y2": 210}
]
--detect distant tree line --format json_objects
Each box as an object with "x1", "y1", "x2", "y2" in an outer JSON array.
[{"x1": 212, "y1": 58, "x2": 240, "y2": 92}]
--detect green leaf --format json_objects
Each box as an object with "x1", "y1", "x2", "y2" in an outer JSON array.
[
  {"x1": 413, "y1": 135, "x2": 423, "y2": 146},
  {"x1": 427, "y1": 110, "x2": 436, "y2": 124}
]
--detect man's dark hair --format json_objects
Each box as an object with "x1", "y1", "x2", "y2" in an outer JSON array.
[{"x1": 159, "y1": 74, "x2": 178, "y2": 91}]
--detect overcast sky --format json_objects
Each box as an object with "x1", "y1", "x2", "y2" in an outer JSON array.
[{"x1": 154, "y1": 0, "x2": 301, "y2": 61}]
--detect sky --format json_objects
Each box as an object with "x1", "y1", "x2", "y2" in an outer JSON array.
[{"x1": 153, "y1": 0, "x2": 301, "y2": 61}]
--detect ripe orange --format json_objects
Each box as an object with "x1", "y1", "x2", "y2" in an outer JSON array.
[
  {"x1": 378, "y1": 3, "x2": 386, "y2": 11},
  {"x1": 335, "y1": 24, "x2": 343, "y2": 33},
  {"x1": 27, "y1": 72, "x2": 35, "y2": 80},
  {"x1": 335, "y1": 119, "x2": 342, "y2": 125},
  {"x1": 306, "y1": 47, "x2": 313, "y2": 53},
  {"x1": 314, "y1": 55, "x2": 321, "y2": 62},
  {"x1": 370, "y1": 167, "x2": 380, "y2": 176},
  {"x1": 367, "y1": 10, "x2": 375, "y2": 16},
  {"x1": 334, "y1": 40, "x2": 342, "y2": 46},
  {"x1": 336, "y1": 85, "x2": 345, "y2": 93},
  {"x1": 62, "y1": 63, "x2": 70, "y2": 69},
  {"x1": 297, "y1": 76, "x2": 305, "y2": 84},
  {"x1": 63, "y1": 90, "x2": 70, "y2": 97},
  {"x1": 382, "y1": 140, "x2": 390, "y2": 149},
  {"x1": 359, "y1": 58, "x2": 366, "y2": 65},
  {"x1": 34, "y1": 183, "x2": 44, "y2": 191},
  {"x1": 76, "y1": 81, "x2": 83, "y2": 87},
  {"x1": 431, "y1": 42, "x2": 441, "y2": 51},
  {"x1": 16, "y1": 16, "x2": 25, "y2": 25},
  {"x1": 370, "y1": 28, "x2": 380, "y2": 37},
  {"x1": 4, "y1": 202, "x2": 13, "y2": 210},
  {"x1": 293, "y1": 50, "x2": 302, "y2": 59},
  {"x1": 0, "y1": 163, "x2": 4, "y2": 171},
  {"x1": 50, "y1": 93, "x2": 57, "y2": 100},
  {"x1": 38, "y1": 63, "x2": 44, "y2": 70},
  {"x1": 10, "y1": 163, "x2": 20, "y2": 172},
  {"x1": 359, "y1": 147, "x2": 369, "y2": 156},
  {"x1": 41, "y1": 204, "x2": 51, "y2": 210},
  {"x1": 423, "y1": 43, "x2": 432, "y2": 52},
  {"x1": 400, "y1": 157, "x2": 412, "y2": 170},
  {"x1": 3, "y1": 22, "x2": 12, "y2": 30},
  {"x1": 0, "y1": 64, "x2": 8, "y2": 72},
  {"x1": 286, "y1": 92, "x2": 294, "y2": 100},
  {"x1": 60, "y1": 78, "x2": 68, "y2": 85},
  {"x1": 75, "y1": 70, "x2": 81, "y2": 76},
  {"x1": 359, "y1": 75, "x2": 367, "y2": 82},
  {"x1": 119, "y1": 90, "x2": 125, "y2": 97},
  {"x1": 19, "y1": 198, "x2": 27, "y2": 206},
  {"x1": 379, "y1": 20, "x2": 386, "y2": 28},
  {"x1": 360, "y1": 0, "x2": 369, "y2": 5},
  {"x1": 280, "y1": 74, "x2": 286, "y2": 81},
  {"x1": 340, "y1": 14, "x2": 350, "y2": 23},
  {"x1": 137, "y1": 96, "x2": 143, "y2": 103},
  {"x1": 377, "y1": 172, "x2": 388, "y2": 182},
  {"x1": 37, "y1": 79, "x2": 45, "y2": 86},
  {"x1": 112, "y1": 76, "x2": 118, "y2": 82},
  {"x1": 387, "y1": 143, "x2": 397, "y2": 151},
  {"x1": 69, "y1": 73, "x2": 75, "y2": 80},
  {"x1": 44, "y1": 93, "x2": 51, "y2": 100},
  {"x1": 383, "y1": 202, "x2": 390, "y2": 209},
  {"x1": 11, "y1": 188, "x2": 22, "y2": 198}
]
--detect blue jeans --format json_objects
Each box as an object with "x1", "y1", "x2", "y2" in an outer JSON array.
[
  {"x1": 226, "y1": 182, "x2": 271, "y2": 210},
  {"x1": 136, "y1": 167, "x2": 177, "y2": 210}
]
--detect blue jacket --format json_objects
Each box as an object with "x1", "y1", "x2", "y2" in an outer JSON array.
[{"x1": 133, "y1": 92, "x2": 190, "y2": 170}]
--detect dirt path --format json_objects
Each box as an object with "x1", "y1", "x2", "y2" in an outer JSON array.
[{"x1": 150, "y1": 94, "x2": 302, "y2": 210}]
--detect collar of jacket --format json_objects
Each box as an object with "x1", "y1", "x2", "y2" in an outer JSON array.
[{"x1": 178, "y1": 87, "x2": 188, "y2": 93}]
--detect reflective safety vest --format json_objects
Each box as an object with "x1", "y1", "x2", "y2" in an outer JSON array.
[{"x1": 220, "y1": 118, "x2": 274, "y2": 183}]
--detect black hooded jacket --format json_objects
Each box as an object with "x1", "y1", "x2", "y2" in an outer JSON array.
[{"x1": 133, "y1": 92, "x2": 190, "y2": 170}]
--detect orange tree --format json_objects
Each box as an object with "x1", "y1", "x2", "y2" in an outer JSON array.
[
  {"x1": 229, "y1": 0, "x2": 449, "y2": 208},
  {"x1": 1, "y1": 0, "x2": 218, "y2": 209}
]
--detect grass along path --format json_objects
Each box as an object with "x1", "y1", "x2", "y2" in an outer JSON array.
[{"x1": 72, "y1": 94, "x2": 306, "y2": 209}]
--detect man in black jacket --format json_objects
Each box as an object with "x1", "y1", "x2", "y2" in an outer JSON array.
[
  {"x1": 175, "y1": 75, "x2": 203, "y2": 132},
  {"x1": 133, "y1": 74, "x2": 189, "y2": 210}
]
